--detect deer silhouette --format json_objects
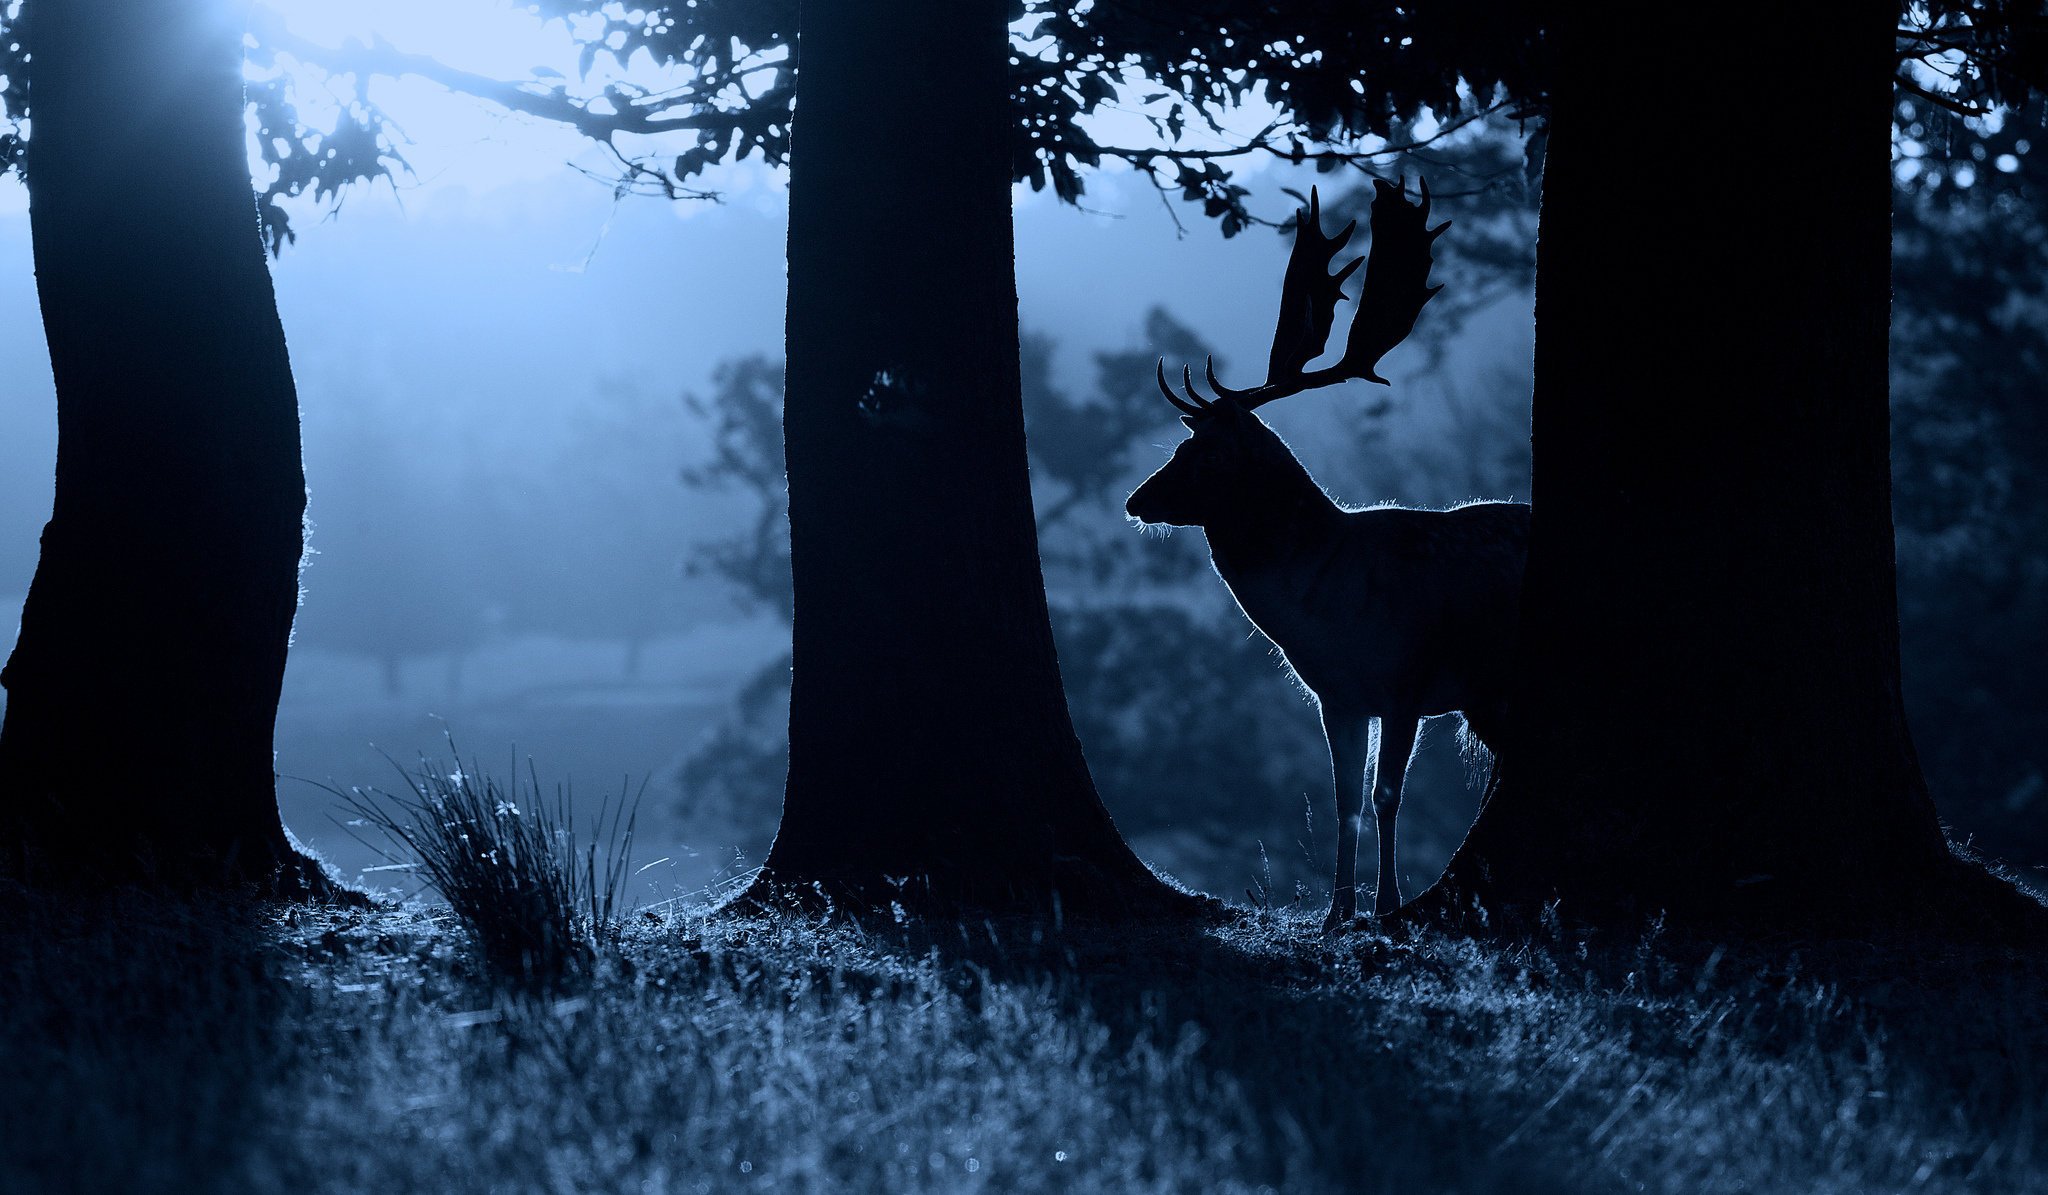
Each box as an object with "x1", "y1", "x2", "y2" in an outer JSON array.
[{"x1": 1126, "y1": 179, "x2": 1527, "y2": 930}]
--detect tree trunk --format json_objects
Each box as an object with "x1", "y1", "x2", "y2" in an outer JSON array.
[
  {"x1": 755, "y1": 0, "x2": 1186, "y2": 914},
  {"x1": 1429, "y1": 5, "x2": 1951, "y2": 919},
  {"x1": 0, "y1": 0, "x2": 319, "y2": 890}
]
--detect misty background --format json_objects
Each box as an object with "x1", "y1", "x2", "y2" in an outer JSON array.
[
  {"x1": 1, "y1": 2, "x2": 2038, "y2": 905},
  {"x1": 0, "y1": 146, "x2": 1530, "y2": 903}
]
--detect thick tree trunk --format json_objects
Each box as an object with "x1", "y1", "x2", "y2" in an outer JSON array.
[
  {"x1": 755, "y1": 0, "x2": 1185, "y2": 914},
  {"x1": 0, "y1": 0, "x2": 319, "y2": 889},
  {"x1": 1428, "y1": 6, "x2": 1951, "y2": 919}
]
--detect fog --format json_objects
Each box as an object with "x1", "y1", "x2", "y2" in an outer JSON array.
[
  {"x1": 4, "y1": 4, "x2": 2039, "y2": 918},
  {"x1": 0, "y1": 100, "x2": 1536, "y2": 900}
]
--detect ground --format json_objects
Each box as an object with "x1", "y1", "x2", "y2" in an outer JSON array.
[{"x1": 1, "y1": 884, "x2": 2043, "y2": 1194}]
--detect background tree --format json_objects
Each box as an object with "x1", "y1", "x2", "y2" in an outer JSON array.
[
  {"x1": 0, "y1": 0, "x2": 324, "y2": 889},
  {"x1": 677, "y1": 323, "x2": 1329, "y2": 894},
  {"x1": 680, "y1": 302, "x2": 1535, "y2": 904},
  {"x1": 47, "y1": 0, "x2": 2041, "y2": 914},
  {"x1": 760, "y1": 0, "x2": 1191, "y2": 911},
  {"x1": 520, "y1": 377, "x2": 712, "y2": 680},
  {"x1": 563, "y1": 0, "x2": 2036, "y2": 919},
  {"x1": 1890, "y1": 94, "x2": 2048, "y2": 870},
  {"x1": 250, "y1": 0, "x2": 1542, "y2": 913},
  {"x1": 1308, "y1": 84, "x2": 2048, "y2": 887},
  {"x1": 290, "y1": 389, "x2": 495, "y2": 698},
  {"x1": 1428, "y1": 5, "x2": 2048, "y2": 920}
]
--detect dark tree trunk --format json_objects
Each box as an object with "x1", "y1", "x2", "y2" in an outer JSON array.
[
  {"x1": 1429, "y1": 6, "x2": 1951, "y2": 919},
  {"x1": 0, "y1": 0, "x2": 320, "y2": 890},
  {"x1": 755, "y1": 0, "x2": 1185, "y2": 914}
]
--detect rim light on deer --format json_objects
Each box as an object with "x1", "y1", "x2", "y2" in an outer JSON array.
[{"x1": 1127, "y1": 177, "x2": 1527, "y2": 932}]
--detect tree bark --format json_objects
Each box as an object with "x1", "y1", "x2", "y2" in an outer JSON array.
[
  {"x1": 754, "y1": 0, "x2": 1187, "y2": 914},
  {"x1": 0, "y1": 0, "x2": 319, "y2": 889},
  {"x1": 1428, "y1": 5, "x2": 1952, "y2": 919}
]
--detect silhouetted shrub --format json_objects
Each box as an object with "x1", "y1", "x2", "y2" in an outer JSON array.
[{"x1": 345, "y1": 752, "x2": 637, "y2": 988}]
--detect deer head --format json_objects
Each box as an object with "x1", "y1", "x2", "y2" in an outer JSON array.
[{"x1": 1126, "y1": 178, "x2": 1447, "y2": 529}]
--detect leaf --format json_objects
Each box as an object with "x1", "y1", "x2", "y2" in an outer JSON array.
[{"x1": 1053, "y1": 158, "x2": 1082, "y2": 203}]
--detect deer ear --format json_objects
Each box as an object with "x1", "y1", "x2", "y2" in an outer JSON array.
[{"x1": 1180, "y1": 415, "x2": 1199, "y2": 430}]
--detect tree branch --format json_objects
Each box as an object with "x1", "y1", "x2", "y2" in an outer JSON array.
[
  {"x1": 1895, "y1": 72, "x2": 1995, "y2": 116},
  {"x1": 257, "y1": 24, "x2": 732, "y2": 143},
  {"x1": 1088, "y1": 101, "x2": 1510, "y2": 170}
]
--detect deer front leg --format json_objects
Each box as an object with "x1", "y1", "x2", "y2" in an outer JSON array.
[
  {"x1": 1371, "y1": 714, "x2": 1421, "y2": 916},
  {"x1": 1321, "y1": 707, "x2": 1370, "y2": 934}
]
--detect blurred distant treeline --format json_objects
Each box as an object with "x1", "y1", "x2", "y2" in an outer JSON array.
[
  {"x1": 283, "y1": 374, "x2": 737, "y2": 696},
  {"x1": 678, "y1": 107, "x2": 2048, "y2": 887},
  {"x1": 675, "y1": 301, "x2": 1533, "y2": 899},
  {"x1": 5, "y1": 111, "x2": 2032, "y2": 889},
  {"x1": 1891, "y1": 98, "x2": 2048, "y2": 866}
]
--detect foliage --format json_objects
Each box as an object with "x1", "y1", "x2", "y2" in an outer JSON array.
[
  {"x1": 2, "y1": 3, "x2": 2043, "y2": 249},
  {"x1": 245, "y1": 70, "x2": 411, "y2": 254},
  {"x1": 0, "y1": 2, "x2": 22, "y2": 182},
  {"x1": 4, "y1": 887, "x2": 2046, "y2": 1192},
  {"x1": 670, "y1": 649, "x2": 791, "y2": 854},
  {"x1": 507, "y1": 0, "x2": 1545, "y2": 234},
  {"x1": 236, "y1": 0, "x2": 1548, "y2": 246},
  {"x1": 174, "y1": 2, "x2": 2045, "y2": 252},
  {"x1": 680, "y1": 356, "x2": 791, "y2": 622},
  {"x1": 1890, "y1": 94, "x2": 2048, "y2": 865},
  {"x1": 294, "y1": 396, "x2": 500, "y2": 692},
  {"x1": 1897, "y1": 3, "x2": 2048, "y2": 116},
  {"x1": 341, "y1": 751, "x2": 638, "y2": 988}
]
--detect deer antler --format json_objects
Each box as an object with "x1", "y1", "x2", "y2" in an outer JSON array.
[
  {"x1": 1157, "y1": 178, "x2": 1447, "y2": 415},
  {"x1": 1342, "y1": 177, "x2": 1448, "y2": 387}
]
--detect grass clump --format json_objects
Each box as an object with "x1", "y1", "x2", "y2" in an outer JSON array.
[{"x1": 342, "y1": 751, "x2": 636, "y2": 989}]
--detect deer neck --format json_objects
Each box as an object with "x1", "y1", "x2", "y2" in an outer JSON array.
[{"x1": 1203, "y1": 459, "x2": 1343, "y2": 582}]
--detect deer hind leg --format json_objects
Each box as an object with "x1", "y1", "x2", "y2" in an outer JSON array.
[
  {"x1": 1320, "y1": 707, "x2": 1371, "y2": 934},
  {"x1": 1371, "y1": 714, "x2": 1421, "y2": 916}
]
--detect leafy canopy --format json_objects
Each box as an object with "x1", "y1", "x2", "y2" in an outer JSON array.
[{"x1": 0, "y1": 2, "x2": 2042, "y2": 248}]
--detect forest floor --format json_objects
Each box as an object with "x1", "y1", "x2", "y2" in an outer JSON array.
[{"x1": 2, "y1": 881, "x2": 2044, "y2": 1194}]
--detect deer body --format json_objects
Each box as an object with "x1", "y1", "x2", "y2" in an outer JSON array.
[
  {"x1": 1211, "y1": 499, "x2": 1525, "y2": 728},
  {"x1": 1128, "y1": 403, "x2": 1526, "y2": 927},
  {"x1": 1127, "y1": 178, "x2": 1526, "y2": 929}
]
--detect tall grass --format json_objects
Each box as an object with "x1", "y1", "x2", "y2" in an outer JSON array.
[{"x1": 342, "y1": 752, "x2": 637, "y2": 988}]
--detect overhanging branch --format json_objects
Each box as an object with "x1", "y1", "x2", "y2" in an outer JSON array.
[{"x1": 256, "y1": 24, "x2": 731, "y2": 144}]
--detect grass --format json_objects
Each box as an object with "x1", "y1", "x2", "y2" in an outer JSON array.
[
  {"x1": 1, "y1": 878, "x2": 2044, "y2": 1194},
  {"x1": 337, "y1": 750, "x2": 638, "y2": 988}
]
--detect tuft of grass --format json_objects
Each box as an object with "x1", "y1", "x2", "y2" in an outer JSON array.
[{"x1": 341, "y1": 751, "x2": 637, "y2": 988}]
